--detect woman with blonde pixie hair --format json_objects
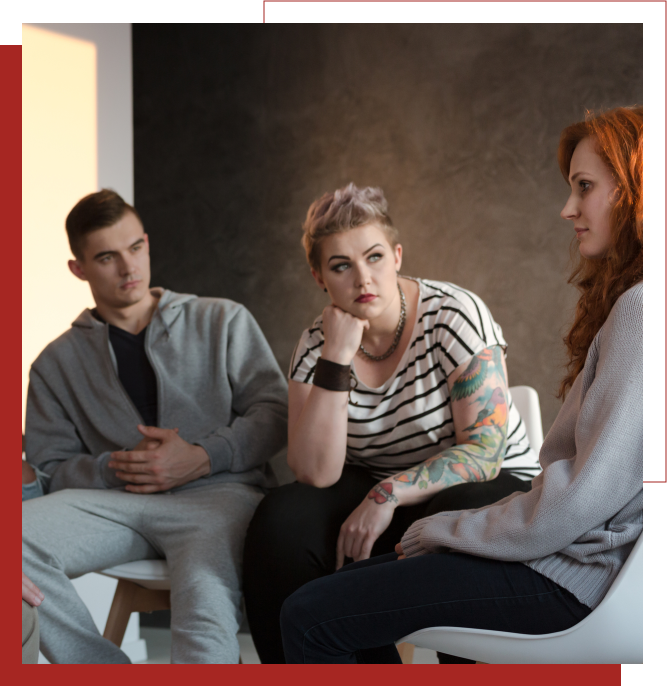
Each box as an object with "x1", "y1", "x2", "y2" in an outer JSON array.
[
  {"x1": 277, "y1": 107, "x2": 643, "y2": 663},
  {"x1": 244, "y1": 183, "x2": 539, "y2": 663}
]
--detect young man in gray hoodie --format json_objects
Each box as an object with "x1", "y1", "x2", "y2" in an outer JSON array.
[{"x1": 21, "y1": 189, "x2": 289, "y2": 664}]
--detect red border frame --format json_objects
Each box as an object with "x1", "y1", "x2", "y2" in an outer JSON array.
[{"x1": 14, "y1": 12, "x2": 640, "y2": 686}]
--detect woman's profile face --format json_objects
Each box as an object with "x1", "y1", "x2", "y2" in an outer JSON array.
[
  {"x1": 312, "y1": 223, "x2": 402, "y2": 320},
  {"x1": 560, "y1": 137, "x2": 618, "y2": 259}
]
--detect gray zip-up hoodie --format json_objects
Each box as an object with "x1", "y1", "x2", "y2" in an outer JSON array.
[{"x1": 25, "y1": 288, "x2": 288, "y2": 493}]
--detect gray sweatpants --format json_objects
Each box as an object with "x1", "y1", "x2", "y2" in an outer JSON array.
[{"x1": 22, "y1": 481, "x2": 264, "y2": 664}]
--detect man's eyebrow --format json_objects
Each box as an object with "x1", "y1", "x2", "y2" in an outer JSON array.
[
  {"x1": 93, "y1": 249, "x2": 117, "y2": 260},
  {"x1": 93, "y1": 237, "x2": 144, "y2": 260}
]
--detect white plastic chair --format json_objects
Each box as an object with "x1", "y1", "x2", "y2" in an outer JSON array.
[
  {"x1": 398, "y1": 533, "x2": 643, "y2": 664},
  {"x1": 100, "y1": 560, "x2": 170, "y2": 591},
  {"x1": 509, "y1": 385, "x2": 544, "y2": 452}
]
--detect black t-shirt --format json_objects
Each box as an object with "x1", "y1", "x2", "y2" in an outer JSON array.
[{"x1": 93, "y1": 310, "x2": 158, "y2": 427}]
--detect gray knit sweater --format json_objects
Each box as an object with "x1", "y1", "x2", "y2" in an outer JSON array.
[
  {"x1": 401, "y1": 282, "x2": 643, "y2": 609},
  {"x1": 25, "y1": 289, "x2": 288, "y2": 493}
]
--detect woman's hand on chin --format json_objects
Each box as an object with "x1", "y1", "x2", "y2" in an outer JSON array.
[{"x1": 321, "y1": 304, "x2": 369, "y2": 365}]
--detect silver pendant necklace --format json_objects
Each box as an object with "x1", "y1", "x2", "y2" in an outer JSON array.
[{"x1": 359, "y1": 283, "x2": 406, "y2": 362}]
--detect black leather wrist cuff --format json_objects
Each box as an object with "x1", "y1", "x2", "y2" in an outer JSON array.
[{"x1": 313, "y1": 358, "x2": 351, "y2": 392}]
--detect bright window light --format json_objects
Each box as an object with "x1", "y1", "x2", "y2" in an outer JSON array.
[{"x1": 22, "y1": 24, "x2": 98, "y2": 428}]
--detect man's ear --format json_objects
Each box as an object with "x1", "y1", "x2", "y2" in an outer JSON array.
[
  {"x1": 68, "y1": 259, "x2": 88, "y2": 282},
  {"x1": 144, "y1": 232, "x2": 150, "y2": 253},
  {"x1": 311, "y1": 268, "x2": 327, "y2": 291}
]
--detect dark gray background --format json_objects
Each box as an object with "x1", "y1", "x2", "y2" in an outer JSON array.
[{"x1": 133, "y1": 24, "x2": 642, "y2": 433}]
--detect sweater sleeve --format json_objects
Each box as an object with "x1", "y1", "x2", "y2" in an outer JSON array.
[
  {"x1": 402, "y1": 286, "x2": 643, "y2": 560},
  {"x1": 25, "y1": 368, "x2": 127, "y2": 491},
  {"x1": 195, "y1": 306, "x2": 288, "y2": 475}
]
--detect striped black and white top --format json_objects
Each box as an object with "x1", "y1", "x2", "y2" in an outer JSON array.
[{"x1": 290, "y1": 278, "x2": 540, "y2": 482}]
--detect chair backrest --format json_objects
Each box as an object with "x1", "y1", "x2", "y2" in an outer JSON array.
[
  {"x1": 518, "y1": 531, "x2": 643, "y2": 663},
  {"x1": 583, "y1": 532, "x2": 643, "y2": 634},
  {"x1": 509, "y1": 385, "x2": 544, "y2": 452}
]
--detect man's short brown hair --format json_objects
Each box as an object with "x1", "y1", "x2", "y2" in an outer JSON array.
[{"x1": 65, "y1": 189, "x2": 141, "y2": 259}]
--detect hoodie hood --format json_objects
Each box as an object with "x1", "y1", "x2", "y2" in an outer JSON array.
[{"x1": 71, "y1": 288, "x2": 198, "y2": 330}]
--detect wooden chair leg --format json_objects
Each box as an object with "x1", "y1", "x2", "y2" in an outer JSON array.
[
  {"x1": 397, "y1": 642, "x2": 415, "y2": 664},
  {"x1": 103, "y1": 579, "x2": 137, "y2": 647},
  {"x1": 103, "y1": 579, "x2": 171, "y2": 647},
  {"x1": 104, "y1": 580, "x2": 241, "y2": 664}
]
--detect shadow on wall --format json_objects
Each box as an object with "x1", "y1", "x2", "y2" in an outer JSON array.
[{"x1": 133, "y1": 23, "x2": 642, "y2": 433}]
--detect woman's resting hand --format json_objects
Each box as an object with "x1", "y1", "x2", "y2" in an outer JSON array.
[
  {"x1": 336, "y1": 483, "x2": 398, "y2": 569},
  {"x1": 22, "y1": 571, "x2": 44, "y2": 606},
  {"x1": 321, "y1": 304, "x2": 369, "y2": 365}
]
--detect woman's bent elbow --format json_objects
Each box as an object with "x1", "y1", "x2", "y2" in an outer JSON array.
[
  {"x1": 294, "y1": 471, "x2": 340, "y2": 488},
  {"x1": 287, "y1": 451, "x2": 342, "y2": 488}
]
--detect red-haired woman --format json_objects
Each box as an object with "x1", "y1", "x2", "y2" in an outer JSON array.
[{"x1": 279, "y1": 106, "x2": 643, "y2": 663}]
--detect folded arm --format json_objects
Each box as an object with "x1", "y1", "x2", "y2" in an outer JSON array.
[
  {"x1": 188, "y1": 306, "x2": 288, "y2": 476},
  {"x1": 25, "y1": 368, "x2": 127, "y2": 492}
]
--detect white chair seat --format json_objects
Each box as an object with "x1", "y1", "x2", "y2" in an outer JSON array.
[
  {"x1": 398, "y1": 533, "x2": 642, "y2": 664},
  {"x1": 99, "y1": 560, "x2": 171, "y2": 590}
]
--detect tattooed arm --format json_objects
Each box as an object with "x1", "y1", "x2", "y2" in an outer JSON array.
[
  {"x1": 370, "y1": 345, "x2": 510, "y2": 509},
  {"x1": 336, "y1": 345, "x2": 509, "y2": 567}
]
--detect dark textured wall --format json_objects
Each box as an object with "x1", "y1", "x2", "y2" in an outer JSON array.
[{"x1": 133, "y1": 24, "x2": 642, "y2": 432}]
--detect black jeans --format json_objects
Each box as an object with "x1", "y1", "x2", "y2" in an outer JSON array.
[
  {"x1": 243, "y1": 465, "x2": 531, "y2": 663},
  {"x1": 280, "y1": 551, "x2": 592, "y2": 664}
]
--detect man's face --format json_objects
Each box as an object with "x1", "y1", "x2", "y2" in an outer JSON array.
[{"x1": 69, "y1": 211, "x2": 151, "y2": 310}]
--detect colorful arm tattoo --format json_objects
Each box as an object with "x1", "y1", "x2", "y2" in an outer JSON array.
[
  {"x1": 451, "y1": 349, "x2": 492, "y2": 400},
  {"x1": 392, "y1": 347, "x2": 509, "y2": 492},
  {"x1": 451, "y1": 346, "x2": 506, "y2": 400}
]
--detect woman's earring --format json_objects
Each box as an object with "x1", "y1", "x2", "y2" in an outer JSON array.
[{"x1": 324, "y1": 288, "x2": 328, "y2": 293}]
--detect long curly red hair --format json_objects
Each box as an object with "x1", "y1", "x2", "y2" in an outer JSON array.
[{"x1": 557, "y1": 106, "x2": 643, "y2": 399}]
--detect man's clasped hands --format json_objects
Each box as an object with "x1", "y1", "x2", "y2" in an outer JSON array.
[{"x1": 108, "y1": 425, "x2": 211, "y2": 494}]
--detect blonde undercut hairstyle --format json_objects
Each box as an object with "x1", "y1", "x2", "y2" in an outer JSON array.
[{"x1": 302, "y1": 183, "x2": 398, "y2": 271}]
